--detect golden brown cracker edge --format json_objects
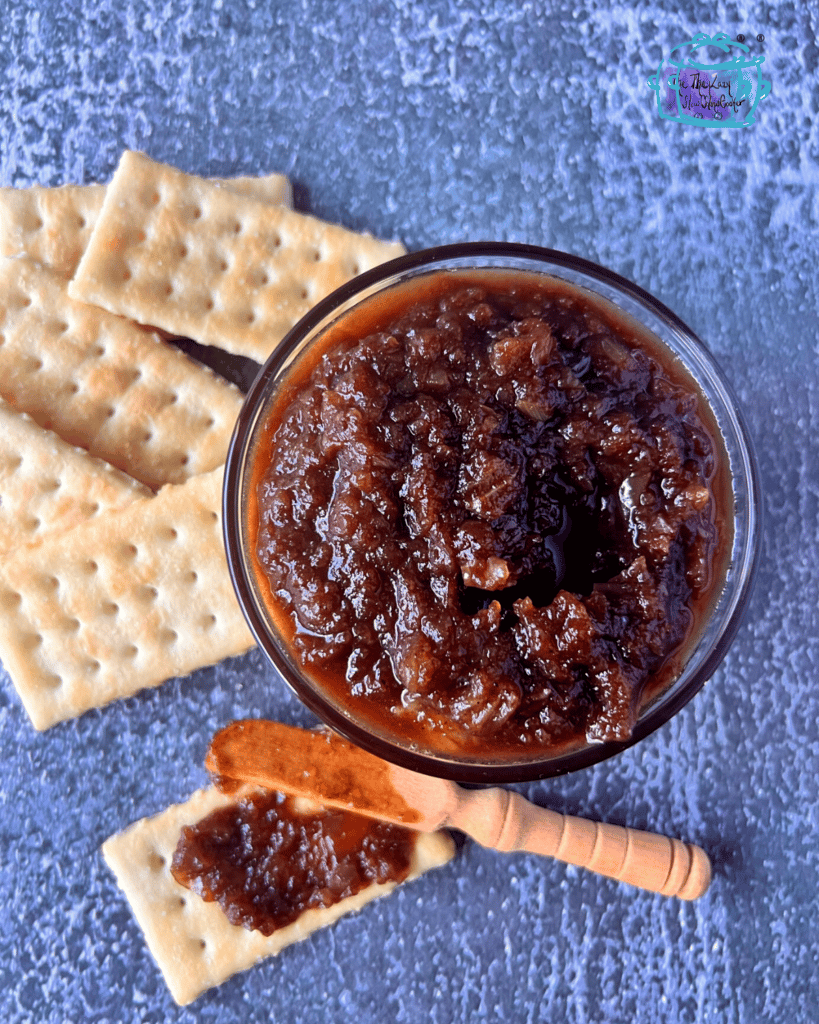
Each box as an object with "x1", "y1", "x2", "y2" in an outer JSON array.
[{"x1": 0, "y1": 258, "x2": 244, "y2": 489}]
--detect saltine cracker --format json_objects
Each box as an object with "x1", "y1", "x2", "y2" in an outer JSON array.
[
  {"x1": 69, "y1": 150, "x2": 406, "y2": 363},
  {"x1": 0, "y1": 173, "x2": 292, "y2": 275},
  {"x1": 102, "y1": 785, "x2": 454, "y2": 1005},
  {"x1": 0, "y1": 466, "x2": 254, "y2": 729}
]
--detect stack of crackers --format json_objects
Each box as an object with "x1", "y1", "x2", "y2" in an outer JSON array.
[
  {"x1": 0, "y1": 149, "x2": 406, "y2": 730},
  {"x1": 1, "y1": 153, "x2": 455, "y2": 1007}
]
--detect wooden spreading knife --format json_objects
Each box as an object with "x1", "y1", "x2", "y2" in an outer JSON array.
[{"x1": 206, "y1": 718, "x2": 711, "y2": 900}]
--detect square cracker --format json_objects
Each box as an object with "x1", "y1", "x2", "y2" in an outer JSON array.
[
  {"x1": 0, "y1": 257, "x2": 244, "y2": 489},
  {"x1": 69, "y1": 150, "x2": 406, "y2": 363},
  {"x1": 0, "y1": 466, "x2": 254, "y2": 730},
  {"x1": 0, "y1": 398, "x2": 150, "y2": 555},
  {"x1": 102, "y1": 785, "x2": 455, "y2": 1005},
  {"x1": 0, "y1": 173, "x2": 292, "y2": 276}
]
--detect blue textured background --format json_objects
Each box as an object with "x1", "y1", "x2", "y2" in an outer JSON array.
[{"x1": 1, "y1": 2, "x2": 817, "y2": 1022}]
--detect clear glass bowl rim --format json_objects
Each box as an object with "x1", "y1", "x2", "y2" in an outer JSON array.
[{"x1": 223, "y1": 242, "x2": 762, "y2": 783}]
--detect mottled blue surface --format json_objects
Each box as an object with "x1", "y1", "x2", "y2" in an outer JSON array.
[{"x1": 1, "y1": 2, "x2": 817, "y2": 1022}]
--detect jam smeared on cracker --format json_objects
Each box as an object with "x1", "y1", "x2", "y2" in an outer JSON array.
[
  {"x1": 102, "y1": 780, "x2": 454, "y2": 1005},
  {"x1": 170, "y1": 789, "x2": 416, "y2": 935}
]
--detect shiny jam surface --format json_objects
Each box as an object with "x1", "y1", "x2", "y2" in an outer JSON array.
[
  {"x1": 170, "y1": 790, "x2": 416, "y2": 935},
  {"x1": 250, "y1": 270, "x2": 729, "y2": 756}
]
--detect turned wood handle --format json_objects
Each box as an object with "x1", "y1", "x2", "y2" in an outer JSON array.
[{"x1": 448, "y1": 788, "x2": 711, "y2": 900}]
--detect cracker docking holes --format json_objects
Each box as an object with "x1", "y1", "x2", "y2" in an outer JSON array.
[
  {"x1": 103, "y1": 781, "x2": 454, "y2": 1004},
  {"x1": 0, "y1": 151, "x2": 405, "y2": 728},
  {"x1": 69, "y1": 150, "x2": 406, "y2": 362}
]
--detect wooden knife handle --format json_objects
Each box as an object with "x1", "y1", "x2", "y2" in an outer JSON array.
[{"x1": 449, "y1": 788, "x2": 711, "y2": 900}]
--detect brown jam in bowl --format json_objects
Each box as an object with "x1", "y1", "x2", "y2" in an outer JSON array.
[{"x1": 226, "y1": 246, "x2": 758, "y2": 782}]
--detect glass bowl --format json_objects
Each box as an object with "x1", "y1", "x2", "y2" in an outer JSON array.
[{"x1": 223, "y1": 243, "x2": 760, "y2": 783}]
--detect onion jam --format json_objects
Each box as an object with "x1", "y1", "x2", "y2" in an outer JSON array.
[
  {"x1": 250, "y1": 271, "x2": 730, "y2": 756},
  {"x1": 171, "y1": 790, "x2": 416, "y2": 934}
]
